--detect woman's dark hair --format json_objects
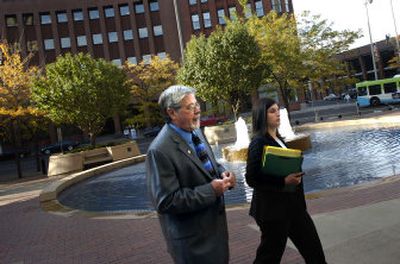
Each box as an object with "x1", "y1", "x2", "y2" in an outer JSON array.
[{"x1": 251, "y1": 97, "x2": 281, "y2": 139}]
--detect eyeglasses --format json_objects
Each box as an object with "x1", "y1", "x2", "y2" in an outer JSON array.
[{"x1": 182, "y1": 102, "x2": 201, "y2": 112}]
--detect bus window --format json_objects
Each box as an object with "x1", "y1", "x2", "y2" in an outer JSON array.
[
  {"x1": 383, "y1": 82, "x2": 397, "y2": 93},
  {"x1": 358, "y1": 87, "x2": 367, "y2": 96},
  {"x1": 368, "y1": 85, "x2": 382, "y2": 95}
]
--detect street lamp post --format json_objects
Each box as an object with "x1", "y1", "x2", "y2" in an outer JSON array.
[
  {"x1": 173, "y1": 0, "x2": 185, "y2": 63},
  {"x1": 389, "y1": 0, "x2": 400, "y2": 62},
  {"x1": 364, "y1": 0, "x2": 379, "y2": 80}
]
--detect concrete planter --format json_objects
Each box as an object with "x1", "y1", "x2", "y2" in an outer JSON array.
[
  {"x1": 106, "y1": 141, "x2": 141, "y2": 161},
  {"x1": 47, "y1": 152, "x2": 84, "y2": 177}
]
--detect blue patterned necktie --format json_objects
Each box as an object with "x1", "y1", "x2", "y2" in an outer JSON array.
[{"x1": 192, "y1": 133, "x2": 216, "y2": 178}]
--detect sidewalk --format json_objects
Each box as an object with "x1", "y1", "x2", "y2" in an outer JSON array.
[{"x1": 1, "y1": 174, "x2": 400, "y2": 263}]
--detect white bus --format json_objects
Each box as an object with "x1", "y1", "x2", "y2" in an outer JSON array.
[{"x1": 356, "y1": 77, "x2": 400, "y2": 107}]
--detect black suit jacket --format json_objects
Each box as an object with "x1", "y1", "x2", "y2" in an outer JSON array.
[
  {"x1": 245, "y1": 135, "x2": 306, "y2": 222},
  {"x1": 146, "y1": 124, "x2": 229, "y2": 264}
]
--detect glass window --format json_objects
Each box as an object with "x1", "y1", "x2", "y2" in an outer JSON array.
[
  {"x1": 27, "y1": 40, "x2": 38, "y2": 52},
  {"x1": 111, "y1": 59, "x2": 122, "y2": 66},
  {"x1": 191, "y1": 14, "x2": 200, "y2": 30},
  {"x1": 217, "y1": 9, "x2": 225, "y2": 25},
  {"x1": 271, "y1": 0, "x2": 282, "y2": 13},
  {"x1": 255, "y1": 1, "x2": 264, "y2": 17},
  {"x1": 138, "y1": 27, "x2": 148, "y2": 38},
  {"x1": 92, "y1": 33, "x2": 103, "y2": 45},
  {"x1": 368, "y1": 85, "x2": 382, "y2": 95},
  {"x1": 123, "y1": 30, "x2": 134, "y2": 40},
  {"x1": 23, "y1": 14, "x2": 34, "y2": 26},
  {"x1": 357, "y1": 87, "x2": 367, "y2": 96},
  {"x1": 153, "y1": 25, "x2": 163, "y2": 36},
  {"x1": 76, "y1": 35, "x2": 87, "y2": 47},
  {"x1": 89, "y1": 8, "x2": 100, "y2": 20},
  {"x1": 384, "y1": 83, "x2": 397, "y2": 93},
  {"x1": 200, "y1": 0, "x2": 208, "y2": 3},
  {"x1": 189, "y1": 0, "x2": 197, "y2": 6},
  {"x1": 60, "y1": 37, "x2": 71, "y2": 48},
  {"x1": 43, "y1": 39, "x2": 55, "y2": 50},
  {"x1": 245, "y1": 4, "x2": 252, "y2": 18},
  {"x1": 142, "y1": 54, "x2": 151, "y2": 64},
  {"x1": 56, "y1": 11, "x2": 68, "y2": 23},
  {"x1": 127, "y1": 56, "x2": 137, "y2": 64},
  {"x1": 73, "y1": 10, "x2": 83, "y2": 21},
  {"x1": 157, "y1": 52, "x2": 166, "y2": 60},
  {"x1": 149, "y1": 0, "x2": 159, "y2": 12},
  {"x1": 203, "y1": 12, "x2": 211, "y2": 28},
  {"x1": 5, "y1": 15, "x2": 17, "y2": 27},
  {"x1": 120, "y1": 5, "x2": 130, "y2": 16},
  {"x1": 108, "y1": 32, "x2": 118, "y2": 43},
  {"x1": 285, "y1": 0, "x2": 290, "y2": 12},
  {"x1": 228, "y1": 7, "x2": 237, "y2": 20},
  {"x1": 135, "y1": 3, "x2": 145, "y2": 14},
  {"x1": 104, "y1": 6, "x2": 115, "y2": 18},
  {"x1": 40, "y1": 13, "x2": 51, "y2": 25}
]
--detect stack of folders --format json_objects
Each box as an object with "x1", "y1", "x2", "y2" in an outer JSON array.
[{"x1": 262, "y1": 146, "x2": 303, "y2": 192}]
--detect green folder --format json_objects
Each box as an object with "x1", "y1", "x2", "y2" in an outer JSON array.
[{"x1": 261, "y1": 146, "x2": 303, "y2": 192}]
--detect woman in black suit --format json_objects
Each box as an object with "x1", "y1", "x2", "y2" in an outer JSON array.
[{"x1": 245, "y1": 98, "x2": 326, "y2": 264}]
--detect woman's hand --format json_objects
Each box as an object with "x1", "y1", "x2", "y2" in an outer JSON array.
[{"x1": 284, "y1": 172, "x2": 304, "y2": 185}]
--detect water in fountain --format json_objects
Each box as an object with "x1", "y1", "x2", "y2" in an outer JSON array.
[
  {"x1": 278, "y1": 108, "x2": 296, "y2": 139},
  {"x1": 278, "y1": 108, "x2": 311, "y2": 151},
  {"x1": 233, "y1": 116, "x2": 250, "y2": 149}
]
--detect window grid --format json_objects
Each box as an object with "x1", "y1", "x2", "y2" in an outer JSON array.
[
  {"x1": 191, "y1": 14, "x2": 200, "y2": 30},
  {"x1": 217, "y1": 9, "x2": 225, "y2": 25},
  {"x1": 108, "y1": 32, "x2": 118, "y2": 43},
  {"x1": 56, "y1": 12, "x2": 68, "y2": 23},
  {"x1": 203, "y1": 12, "x2": 211, "y2": 28},
  {"x1": 153, "y1": 25, "x2": 163, "y2": 37},
  {"x1": 104, "y1": 6, "x2": 115, "y2": 18},
  {"x1": 89, "y1": 8, "x2": 100, "y2": 20},
  {"x1": 43, "y1": 39, "x2": 55, "y2": 50},
  {"x1": 40, "y1": 13, "x2": 51, "y2": 25},
  {"x1": 138, "y1": 27, "x2": 148, "y2": 39},
  {"x1": 92, "y1": 34, "x2": 103, "y2": 45},
  {"x1": 77, "y1": 35, "x2": 87, "y2": 47},
  {"x1": 123, "y1": 30, "x2": 134, "y2": 41},
  {"x1": 60, "y1": 37, "x2": 71, "y2": 48},
  {"x1": 73, "y1": 10, "x2": 83, "y2": 21}
]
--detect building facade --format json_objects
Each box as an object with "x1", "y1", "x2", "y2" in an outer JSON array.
[
  {"x1": 337, "y1": 38, "x2": 400, "y2": 82},
  {"x1": 0, "y1": 0, "x2": 293, "y2": 66}
]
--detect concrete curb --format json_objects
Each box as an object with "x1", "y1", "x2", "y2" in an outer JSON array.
[{"x1": 39, "y1": 154, "x2": 146, "y2": 204}]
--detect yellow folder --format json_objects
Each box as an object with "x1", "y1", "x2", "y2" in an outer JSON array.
[{"x1": 262, "y1": 146, "x2": 303, "y2": 178}]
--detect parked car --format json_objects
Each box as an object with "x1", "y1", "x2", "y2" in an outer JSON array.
[
  {"x1": 200, "y1": 116, "x2": 228, "y2": 127},
  {"x1": 40, "y1": 140, "x2": 80, "y2": 155},
  {"x1": 323, "y1": 93, "x2": 340, "y2": 101},
  {"x1": 143, "y1": 126, "x2": 162, "y2": 138}
]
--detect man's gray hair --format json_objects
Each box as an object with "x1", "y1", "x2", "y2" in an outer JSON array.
[{"x1": 158, "y1": 85, "x2": 196, "y2": 118}]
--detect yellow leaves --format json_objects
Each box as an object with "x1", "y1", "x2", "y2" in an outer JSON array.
[{"x1": 0, "y1": 42, "x2": 38, "y2": 110}]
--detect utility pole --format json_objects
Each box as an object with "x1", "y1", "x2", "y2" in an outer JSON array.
[{"x1": 364, "y1": 0, "x2": 379, "y2": 80}]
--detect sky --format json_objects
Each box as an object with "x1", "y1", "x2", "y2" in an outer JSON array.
[{"x1": 292, "y1": 0, "x2": 400, "y2": 49}]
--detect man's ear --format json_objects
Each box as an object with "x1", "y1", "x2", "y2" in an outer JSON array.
[{"x1": 166, "y1": 108, "x2": 176, "y2": 121}]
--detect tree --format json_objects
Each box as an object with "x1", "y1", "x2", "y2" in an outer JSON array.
[
  {"x1": 178, "y1": 19, "x2": 265, "y2": 120},
  {"x1": 32, "y1": 53, "x2": 130, "y2": 146},
  {"x1": 0, "y1": 42, "x2": 43, "y2": 178},
  {"x1": 297, "y1": 12, "x2": 361, "y2": 95},
  {"x1": 123, "y1": 55, "x2": 178, "y2": 128},
  {"x1": 247, "y1": 11, "x2": 360, "y2": 114}
]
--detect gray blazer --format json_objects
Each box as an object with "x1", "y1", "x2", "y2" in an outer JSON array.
[{"x1": 146, "y1": 124, "x2": 229, "y2": 264}]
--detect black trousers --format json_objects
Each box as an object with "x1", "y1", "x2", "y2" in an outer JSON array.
[{"x1": 254, "y1": 210, "x2": 327, "y2": 264}]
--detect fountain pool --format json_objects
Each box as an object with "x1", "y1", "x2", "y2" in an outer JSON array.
[{"x1": 58, "y1": 124, "x2": 400, "y2": 212}]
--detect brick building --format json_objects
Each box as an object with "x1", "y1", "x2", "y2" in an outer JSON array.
[{"x1": 0, "y1": 0, "x2": 293, "y2": 66}]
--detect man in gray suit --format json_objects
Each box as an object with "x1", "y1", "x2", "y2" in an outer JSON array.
[{"x1": 146, "y1": 85, "x2": 236, "y2": 264}]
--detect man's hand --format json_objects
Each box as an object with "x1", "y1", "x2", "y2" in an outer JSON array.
[
  {"x1": 211, "y1": 171, "x2": 236, "y2": 196},
  {"x1": 221, "y1": 171, "x2": 236, "y2": 189}
]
